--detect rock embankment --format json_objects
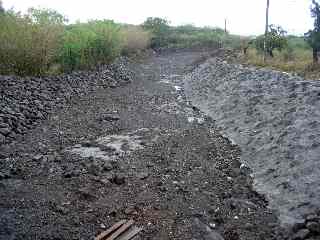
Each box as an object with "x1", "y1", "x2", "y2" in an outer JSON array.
[
  {"x1": 184, "y1": 57, "x2": 320, "y2": 232},
  {"x1": 0, "y1": 58, "x2": 132, "y2": 146}
]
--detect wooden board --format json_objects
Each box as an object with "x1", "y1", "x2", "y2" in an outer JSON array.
[
  {"x1": 117, "y1": 226, "x2": 142, "y2": 240},
  {"x1": 95, "y1": 220, "x2": 127, "y2": 240},
  {"x1": 105, "y1": 220, "x2": 135, "y2": 240}
]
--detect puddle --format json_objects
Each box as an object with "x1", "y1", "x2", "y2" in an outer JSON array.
[
  {"x1": 159, "y1": 79, "x2": 170, "y2": 84},
  {"x1": 67, "y1": 128, "x2": 159, "y2": 160},
  {"x1": 174, "y1": 86, "x2": 182, "y2": 91},
  {"x1": 187, "y1": 117, "x2": 205, "y2": 124},
  {"x1": 97, "y1": 135, "x2": 144, "y2": 153},
  {"x1": 70, "y1": 147, "x2": 110, "y2": 160}
]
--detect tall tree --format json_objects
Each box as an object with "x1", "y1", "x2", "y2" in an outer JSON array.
[{"x1": 305, "y1": 0, "x2": 320, "y2": 63}]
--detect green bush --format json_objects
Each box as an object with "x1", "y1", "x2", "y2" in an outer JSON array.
[
  {"x1": 142, "y1": 17, "x2": 170, "y2": 48},
  {"x1": 60, "y1": 20, "x2": 123, "y2": 72},
  {"x1": 254, "y1": 25, "x2": 288, "y2": 57},
  {"x1": 0, "y1": 8, "x2": 125, "y2": 75},
  {"x1": 0, "y1": 8, "x2": 65, "y2": 76}
]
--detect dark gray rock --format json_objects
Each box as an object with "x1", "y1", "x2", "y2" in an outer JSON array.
[
  {"x1": 0, "y1": 128, "x2": 10, "y2": 136},
  {"x1": 192, "y1": 218, "x2": 225, "y2": 240},
  {"x1": 0, "y1": 122, "x2": 9, "y2": 128},
  {"x1": 306, "y1": 221, "x2": 320, "y2": 234},
  {"x1": 292, "y1": 229, "x2": 310, "y2": 240},
  {"x1": 0, "y1": 134, "x2": 5, "y2": 144},
  {"x1": 99, "y1": 113, "x2": 120, "y2": 122},
  {"x1": 112, "y1": 174, "x2": 126, "y2": 185},
  {"x1": 0, "y1": 57, "x2": 132, "y2": 145}
]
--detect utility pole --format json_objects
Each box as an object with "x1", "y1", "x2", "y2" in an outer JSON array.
[
  {"x1": 263, "y1": 0, "x2": 270, "y2": 62},
  {"x1": 224, "y1": 18, "x2": 227, "y2": 34}
]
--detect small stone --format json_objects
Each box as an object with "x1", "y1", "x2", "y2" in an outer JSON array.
[
  {"x1": 100, "y1": 223, "x2": 106, "y2": 229},
  {"x1": 78, "y1": 188, "x2": 95, "y2": 200},
  {"x1": 55, "y1": 205, "x2": 69, "y2": 215},
  {"x1": 103, "y1": 162, "x2": 113, "y2": 172},
  {"x1": 193, "y1": 218, "x2": 224, "y2": 240},
  {"x1": 63, "y1": 170, "x2": 79, "y2": 178},
  {"x1": 209, "y1": 223, "x2": 216, "y2": 229},
  {"x1": 99, "y1": 114, "x2": 120, "y2": 122},
  {"x1": 33, "y1": 154, "x2": 43, "y2": 161},
  {"x1": 306, "y1": 221, "x2": 320, "y2": 234},
  {"x1": 0, "y1": 134, "x2": 5, "y2": 144},
  {"x1": 124, "y1": 206, "x2": 137, "y2": 215},
  {"x1": 112, "y1": 174, "x2": 125, "y2": 185},
  {"x1": 0, "y1": 171, "x2": 10, "y2": 180},
  {"x1": 306, "y1": 214, "x2": 320, "y2": 222},
  {"x1": 0, "y1": 128, "x2": 10, "y2": 136},
  {"x1": 292, "y1": 222, "x2": 306, "y2": 233},
  {"x1": 0, "y1": 122, "x2": 9, "y2": 128},
  {"x1": 244, "y1": 223, "x2": 254, "y2": 230},
  {"x1": 292, "y1": 229, "x2": 310, "y2": 240},
  {"x1": 138, "y1": 172, "x2": 149, "y2": 180},
  {"x1": 81, "y1": 141, "x2": 95, "y2": 147}
]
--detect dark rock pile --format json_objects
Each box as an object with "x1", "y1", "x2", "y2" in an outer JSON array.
[
  {"x1": 291, "y1": 212, "x2": 320, "y2": 239},
  {"x1": 184, "y1": 57, "x2": 320, "y2": 235},
  {"x1": 0, "y1": 58, "x2": 133, "y2": 145}
]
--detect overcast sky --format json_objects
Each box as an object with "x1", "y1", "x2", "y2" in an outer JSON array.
[{"x1": 3, "y1": 0, "x2": 314, "y2": 36}]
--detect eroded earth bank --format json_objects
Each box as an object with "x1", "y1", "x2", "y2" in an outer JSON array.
[{"x1": 0, "y1": 50, "x2": 319, "y2": 240}]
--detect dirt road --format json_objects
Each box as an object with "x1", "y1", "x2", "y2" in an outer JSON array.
[{"x1": 0, "y1": 51, "x2": 284, "y2": 240}]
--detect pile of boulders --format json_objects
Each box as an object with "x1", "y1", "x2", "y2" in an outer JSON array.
[
  {"x1": 291, "y1": 212, "x2": 320, "y2": 239},
  {"x1": 0, "y1": 58, "x2": 133, "y2": 145}
]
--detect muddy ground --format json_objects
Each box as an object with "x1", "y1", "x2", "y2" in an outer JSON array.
[{"x1": 0, "y1": 51, "x2": 295, "y2": 240}]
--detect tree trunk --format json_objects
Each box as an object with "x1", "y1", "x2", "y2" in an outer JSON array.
[
  {"x1": 313, "y1": 48, "x2": 318, "y2": 64},
  {"x1": 263, "y1": 0, "x2": 270, "y2": 62}
]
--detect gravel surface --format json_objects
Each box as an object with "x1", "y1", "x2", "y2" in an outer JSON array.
[
  {"x1": 184, "y1": 56, "x2": 320, "y2": 234},
  {"x1": 1, "y1": 50, "x2": 314, "y2": 240}
]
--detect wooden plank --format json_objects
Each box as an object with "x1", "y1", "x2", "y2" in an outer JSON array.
[
  {"x1": 95, "y1": 220, "x2": 127, "y2": 240},
  {"x1": 105, "y1": 220, "x2": 135, "y2": 240},
  {"x1": 117, "y1": 226, "x2": 142, "y2": 240}
]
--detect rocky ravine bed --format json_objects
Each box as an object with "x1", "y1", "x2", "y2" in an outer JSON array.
[
  {"x1": 0, "y1": 50, "x2": 318, "y2": 240},
  {"x1": 184, "y1": 55, "x2": 320, "y2": 238}
]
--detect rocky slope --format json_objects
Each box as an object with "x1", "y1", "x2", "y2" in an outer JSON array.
[
  {"x1": 184, "y1": 56, "x2": 320, "y2": 235},
  {"x1": 0, "y1": 58, "x2": 132, "y2": 146}
]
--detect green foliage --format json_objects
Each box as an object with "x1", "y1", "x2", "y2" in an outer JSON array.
[
  {"x1": 142, "y1": 18, "x2": 231, "y2": 50},
  {"x1": 142, "y1": 17, "x2": 170, "y2": 48},
  {"x1": 287, "y1": 36, "x2": 311, "y2": 50},
  {"x1": 305, "y1": 0, "x2": 320, "y2": 62},
  {"x1": 0, "y1": 8, "x2": 65, "y2": 76},
  {"x1": 254, "y1": 25, "x2": 288, "y2": 57},
  {"x1": 60, "y1": 20, "x2": 123, "y2": 72}
]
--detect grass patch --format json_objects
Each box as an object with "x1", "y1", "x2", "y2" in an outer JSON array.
[{"x1": 241, "y1": 36, "x2": 320, "y2": 79}]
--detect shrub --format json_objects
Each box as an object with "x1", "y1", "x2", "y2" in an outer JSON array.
[
  {"x1": 254, "y1": 25, "x2": 288, "y2": 57},
  {"x1": 0, "y1": 8, "x2": 65, "y2": 76},
  {"x1": 59, "y1": 20, "x2": 123, "y2": 72},
  {"x1": 166, "y1": 26, "x2": 227, "y2": 49},
  {"x1": 121, "y1": 26, "x2": 151, "y2": 55},
  {"x1": 142, "y1": 17, "x2": 170, "y2": 48}
]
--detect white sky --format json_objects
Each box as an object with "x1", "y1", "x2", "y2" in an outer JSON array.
[{"x1": 3, "y1": 0, "x2": 314, "y2": 36}]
